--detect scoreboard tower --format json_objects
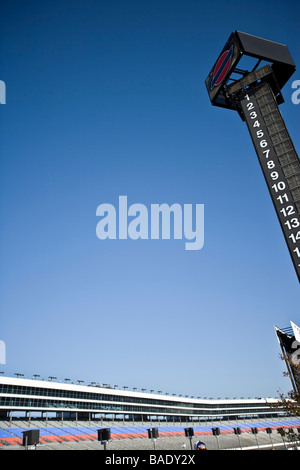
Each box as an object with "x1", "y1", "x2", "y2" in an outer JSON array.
[
  {"x1": 206, "y1": 31, "x2": 300, "y2": 282},
  {"x1": 275, "y1": 322, "x2": 300, "y2": 395}
]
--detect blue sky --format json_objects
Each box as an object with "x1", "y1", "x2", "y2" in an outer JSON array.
[{"x1": 0, "y1": 0, "x2": 299, "y2": 399}]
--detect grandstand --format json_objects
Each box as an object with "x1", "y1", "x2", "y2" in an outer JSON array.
[
  {"x1": 0, "y1": 416, "x2": 300, "y2": 450},
  {"x1": 0, "y1": 375, "x2": 299, "y2": 450}
]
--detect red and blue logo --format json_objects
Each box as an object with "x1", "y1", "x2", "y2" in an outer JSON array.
[{"x1": 210, "y1": 45, "x2": 234, "y2": 91}]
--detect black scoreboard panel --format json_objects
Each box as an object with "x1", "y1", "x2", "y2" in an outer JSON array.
[
  {"x1": 239, "y1": 83, "x2": 300, "y2": 282},
  {"x1": 235, "y1": 31, "x2": 295, "y2": 89},
  {"x1": 205, "y1": 32, "x2": 241, "y2": 109},
  {"x1": 205, "y1": 31, "x2": 296, "y2": 110}
]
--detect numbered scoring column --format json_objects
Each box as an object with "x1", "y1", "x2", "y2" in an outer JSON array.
[{"x1": 240, "y1": 89, "x2": 300, "y2": 282}]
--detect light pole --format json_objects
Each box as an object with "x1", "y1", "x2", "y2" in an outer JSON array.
[
  {"x1": 277, "y1": 428, "x2": 287, "y2": 450},
  {"x1": 251, "y1": 427, "x2": 260, "y2": 450},
  {"x1": 234, "y1": 427, "x2": 243, "y2": 450},
  {"x1": 184, "y1": 428, "x2": 194, "y2": 450},
  {"x1": 148, "y1": 428, "x2": 159, "y2": 450},
  {"x1": 266, "y1": 428, "x2": 274, "y2": 450},
  {"x1": 212, "y1": 427, "x2": 221, "y2": 450}
]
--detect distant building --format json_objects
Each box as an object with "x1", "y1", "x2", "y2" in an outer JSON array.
[{"x1": 0, "y1": 376, "x2": 285, "y2": 423}]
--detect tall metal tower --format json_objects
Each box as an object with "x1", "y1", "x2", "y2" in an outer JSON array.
[{"x1": 205, "y1": 31, "x2": 300, "y2": 282}]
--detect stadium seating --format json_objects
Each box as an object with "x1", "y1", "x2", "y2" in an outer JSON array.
[{"x1": 0, "y1": 417, "x2": 299, "y2": 450}]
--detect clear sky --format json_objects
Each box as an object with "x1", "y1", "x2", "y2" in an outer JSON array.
[{"x1": 0, "y1": 0, "x2": 299, "y2": 399}]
